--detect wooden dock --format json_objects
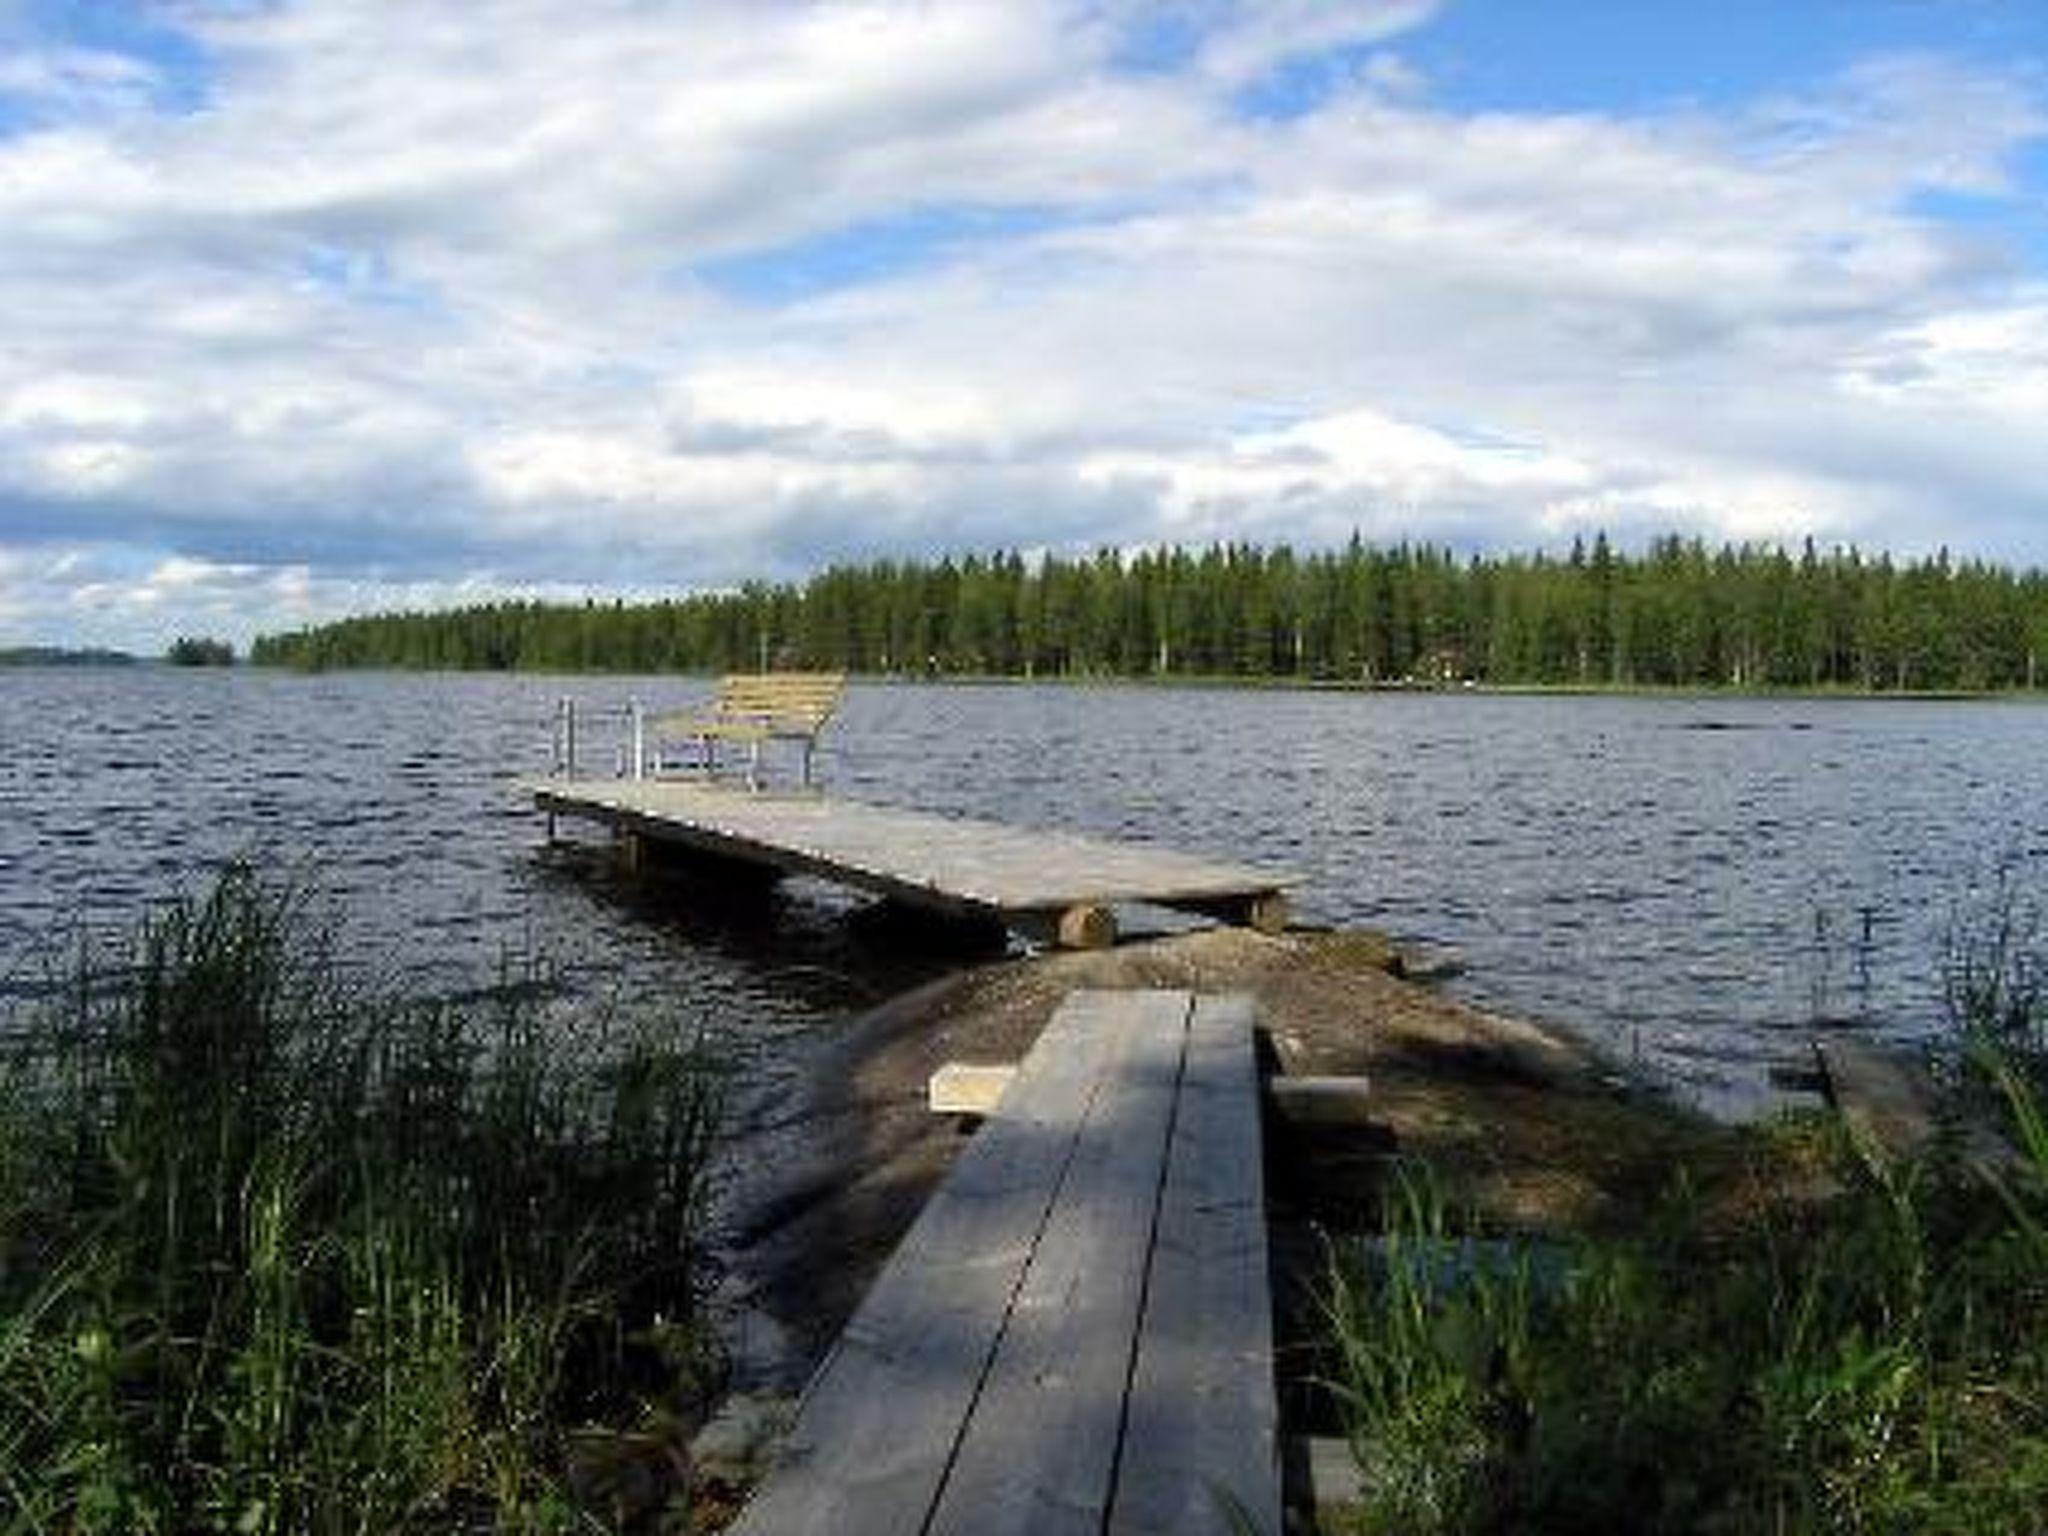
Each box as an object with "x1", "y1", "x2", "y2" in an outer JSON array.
[
  {"x1": 729, "y1": 989, "x2": 1279, "y2": 1536},
  {"x1": 526, "y1": 777, "x2": 1294, "y2": 948}
]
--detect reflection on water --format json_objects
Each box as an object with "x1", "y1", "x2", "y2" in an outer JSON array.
[{"x1": 6, "y1": 668, "x2": 2048, "y2": 1114}]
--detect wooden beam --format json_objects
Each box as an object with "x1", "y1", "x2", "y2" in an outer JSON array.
[
  {"x1": 927, "y1": 1063, "x2": 1018, "y2": 1116},
  {"x1": 925, "y1": 992, "x2": 1191, "y2": 1536},
  {"x1": 727, "y1": 994, "x2": 1132, "y2": 1536},
  {"x1": 526, "y1": 779, "x2": 1296, "y2": 934},
  {"x1": 1815, "y1": 1038, "x2": 1938, "y2": 1158},
  {"x1": 1244, "y1": 889, "x2": 1290, "y2": 935},
  {"x1": 1265, "y1": 1074, "x2": 1374, "y2": 1127},
  {"x1": 1108, "y1": 992, "x2": 1281, "y2": 1536},
  {"x1": 1056, "y1": 902, "x2": 1117, "y2": 950},
  {"x1": 927, "y1": 1063, "x2": 1371, "y2": 1128},
  {"x1": 1160, "y1": 888, "x2": 1291, "y2": 935}
]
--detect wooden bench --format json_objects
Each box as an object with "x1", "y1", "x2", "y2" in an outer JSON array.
[
  {"x1": 730, "y1": 989, "x2": 1280, "y2": 1536},
  {"x1": 650, "y1": 672, "x2": 846, "y2": 788}
]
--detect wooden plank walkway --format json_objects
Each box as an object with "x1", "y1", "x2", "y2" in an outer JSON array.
[
  {"x1": 728, "y1": 989, "x2": 1280, "y2": 1536},
  {"x1": 525, "y1": 778, "x2": 1294, "y2": 947}
]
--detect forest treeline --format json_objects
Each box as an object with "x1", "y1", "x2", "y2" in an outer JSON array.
[{"x1": 250, "y1": 534, "x2": 2048, "y2": 691}]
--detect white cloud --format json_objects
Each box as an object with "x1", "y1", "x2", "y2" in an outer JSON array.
[
  {"x1": 0, "y1": 1, "x2": 2044, "y2": 650},
  {"x1": 1192, "y1": 0, "x2": 1443, "y2": 85}
]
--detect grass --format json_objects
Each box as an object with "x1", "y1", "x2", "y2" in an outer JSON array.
[
  {"x1": 0, "y1": 867, "x2": 722, "y2": 1533},
  {"x1": 1321, "y1": 897, "x2": 2048, "y2": 1534}
]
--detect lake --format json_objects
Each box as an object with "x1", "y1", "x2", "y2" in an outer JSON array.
[{"x1": 6, "y1": 667, "x2": 2048, "y2": 1116}]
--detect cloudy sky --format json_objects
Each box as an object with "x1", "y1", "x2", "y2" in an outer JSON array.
[{"x1": 2, "y1": 0, "x2": 2046, "y2": 651}]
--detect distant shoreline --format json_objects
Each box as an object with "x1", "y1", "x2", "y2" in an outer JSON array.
[
  {"x1": 232, "y1": 657, "x2": 2034, "y2": 703},
  {"x1": 0, "y1": 646, "x2": 137, "y2": 668}
]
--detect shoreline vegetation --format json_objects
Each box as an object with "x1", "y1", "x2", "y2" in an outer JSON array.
[
  {"x1": 250, "y1": 533, "x2": 2048, "y2": 695},
  {"x1": 165, "y1": 635, "x2": 236, "y2": 667},
  {"x1": 0, "y1": 647, "x2": 136, "y2": 668},
  {"x1": 724, "y1": 914, "x2": 2048, "y2": 1534},
  {"x1": 4, "y1": 864, "x2": 2044, "y2": 1530},
  {"x1": 1317, "y1": 889, "x2": 2048, "y2": 1533},
  {"x1": 0, "y1": 870, "x2": 722, "y2": 1532}
]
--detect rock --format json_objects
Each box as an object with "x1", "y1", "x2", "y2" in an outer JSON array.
[
  {"x1": 1398, "y1": 944, "x2": 1468, "y2": 982},
  {"x1": 565, "y1": 1425, "x2": 690, "y2": 1531},
  {"x1": 1315, "y1": 928, "x2": 1405, "y2": 975},
  {"x1": 689, "y1": 1392, "x2": 796, "y2": 1489}
]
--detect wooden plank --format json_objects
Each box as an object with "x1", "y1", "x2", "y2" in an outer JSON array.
[
  {"x1": 1266, "y1": 1074, "x2": 1374, "y2": 1127},
  {"x1": 1109, "y1": 993, "x2": 1280, "y2": 1536},
  {"x1": 925, "y1": 991, "x2": 1195, "y2": 1536},
  {"x1": 1295, "y1": 1435, "x2": 1368, "y2": 1521},
  {"x1": 928, "y1": 1062, "x2": 1371, "y2": 1129},
  {"x1": 1162, "y1": 888, "x2": 1291, "y2": 935},
  {"x1": 1815, "y1": 1038, "x2": 1938, "y2": 1158},
  {"x1": 727, "y1": 991, "x2": 1135, "y2": 1536},
  {"x1": 928, "y1": 1062, "x2": 1018, "y2": 1116},
  {"x1": 526, "y1": 779, "x2": 1295, "y2": 919}
]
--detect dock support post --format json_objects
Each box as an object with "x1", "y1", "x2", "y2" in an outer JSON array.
[
  {"x1": 1245, "y1": 889, "x2": 1290, "y2": 934},
  {"x1": 1056, "y1": 903, "x2": 1117, "y2": 950},
  {"x1": 1166, "y1": 889, "x2": 1291, "y2": 935},
  {"x1": 629, "y1": 699, "x2": 646, "y2": 781}
]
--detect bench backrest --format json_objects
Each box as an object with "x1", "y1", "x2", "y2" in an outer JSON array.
[{"x1": 714, "y1": 671, "x2": 846, "y2": 728}]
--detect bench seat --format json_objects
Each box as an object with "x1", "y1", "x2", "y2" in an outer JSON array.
[{"x1": 650, "y1": 672, "x2": 845, "y2": 787}]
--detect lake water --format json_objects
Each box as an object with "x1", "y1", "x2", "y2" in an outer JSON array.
[{"x1": 6, "y1": 667, "x2": 2048, "y2": 1118}]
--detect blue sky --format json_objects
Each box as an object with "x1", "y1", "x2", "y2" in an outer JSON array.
[
  {"x1": 1417, "y1": 2, "x2": 2048, "y2": 113},
  {"x1": 1, "y1": 0, "x2": 2046, "y2": 649}
]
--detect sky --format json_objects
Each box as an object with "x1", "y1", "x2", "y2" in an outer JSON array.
[{"x1": 2, "y1": 1, "x2": 2047, "y2": 652}]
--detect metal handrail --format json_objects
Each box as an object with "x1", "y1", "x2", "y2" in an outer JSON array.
[{"x1": 550, "y1": 696, "x2": 650, "y2": 780}]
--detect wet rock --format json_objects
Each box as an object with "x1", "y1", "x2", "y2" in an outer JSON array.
[
  {"x1": 1398, "y1": 944, "x2": 1468, "y2": 982},
  {"x1": 1314, "y1": 927, "x2": 1405, "y2": 975}
]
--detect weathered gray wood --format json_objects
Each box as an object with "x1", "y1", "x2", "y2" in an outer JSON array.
[
  {"x1": 1266, "y1": 1074, "x2": 1375, "y2": 1127},
  {"x1": 1109, "y1": 993, "x2": 1280, "y2": 1536},
  {"x1": 526, "y1": 778, "x2": 1294, "y2": 940},
  {"x1": 927, "y1": 1062, "x2": 1370, "y2": 1128},
  {"x1": 1295, "y1": 1435, "x2": 1368, "y2": 1520},
  {"x1": 1816, "y1": 1038, "x2": 1938, "y2": 1157},
  {"x1": 1166, "y1": 888, "x2": 1291, "y2": 935},
  {"x1": 926, "y1": 991, "x2": 1194, "y2": 1536},
  {"x1": 727, "y1": 992, "x2": 1131, "y2": 1536}
]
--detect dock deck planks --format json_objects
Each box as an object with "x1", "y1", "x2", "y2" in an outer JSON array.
[
  {"x1": 525, "y1": 777, "x2": 1294, "y2": 944},
  {"x1": 729, "y1": 989, "x2": 1281, "y2": 1536}
]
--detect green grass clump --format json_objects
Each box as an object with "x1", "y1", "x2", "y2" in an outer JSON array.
[
  {"x1": 1325, "y1": 874, "x2": 2048, "y2": 1535},
  {"x1": 1323, "y1": 1075, "x2": 2048, "y2": 1535},
  {"x1": 0, "y1": 867, "x2": 721, "y2": 1533}
]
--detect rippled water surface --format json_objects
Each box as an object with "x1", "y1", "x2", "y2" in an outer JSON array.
[{"x1": 7, "y1": 668, "x2": 2048, "y2": 1114}]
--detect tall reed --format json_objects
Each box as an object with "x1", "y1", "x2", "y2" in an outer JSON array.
[
  {"x1": 1323, "y1": 898, "x2": 2048, "y2": 1536},
  {"x1": 1325, "y1": 1110, "x2": 2048, "y2": 1534},
  {"x1": 0, "y1": 867, "x2": 721, "y2": 1532}
]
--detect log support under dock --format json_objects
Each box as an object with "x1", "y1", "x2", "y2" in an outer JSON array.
[{"x1": 526, "y1": 778, "x2": 1297, "y2": 952}]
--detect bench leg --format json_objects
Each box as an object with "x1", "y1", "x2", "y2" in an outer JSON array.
[
  {"x1": 748, "y1": 739, "x2": 762, "y2": 791},
  {"x1": 801, "y1": 737, "x2": 815, "y2": 788}
]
